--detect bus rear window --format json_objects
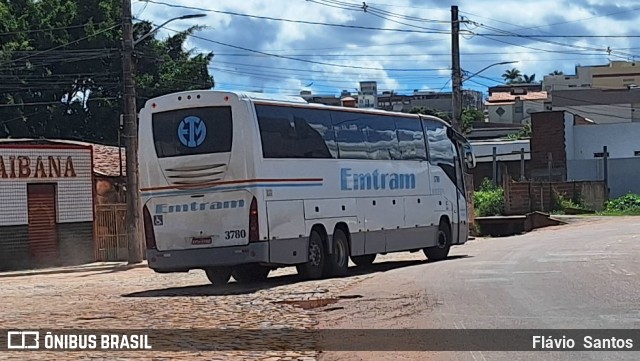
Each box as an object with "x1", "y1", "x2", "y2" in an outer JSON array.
[{"x1": 152, "y1": 106, "x2": 232, "y2": 158}]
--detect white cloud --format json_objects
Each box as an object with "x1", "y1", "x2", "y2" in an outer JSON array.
[{"x1": 133, "y1": 0, "x2": 640, "y2": 95}]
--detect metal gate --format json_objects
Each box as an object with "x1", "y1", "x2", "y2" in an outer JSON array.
[
  {"x1": 94, "y1": 204, "x2": 128, "y2": 261},
  {"x1": 27, "y1": 183, "x2": 59, "y2": 265}
]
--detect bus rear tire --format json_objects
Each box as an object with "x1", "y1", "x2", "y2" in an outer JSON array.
[
  {"x1": 232, "y1": 264, "x2": 270, "y2": 284},
  {"x1": 296, "y1": 230, "x2": 326, "y2": 280},
  {"x1": 205, "y1": 267, "x2": 232, "y2": 286},
  {"x1": 423, "y1": 221, "x2": 451, "y2": 262},
  {"x1": 351, "y1": 254, "x2": 376, "y2": 267},
  {"x1": 326, "y1": 229, "x2": 349, "y2": 277}
]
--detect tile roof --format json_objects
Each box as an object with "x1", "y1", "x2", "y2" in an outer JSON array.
[
  {"x1": 487, "y1": 91, "x2": 548, "y2": 102},
  {"x1": 0, "y1": 138, "x2": 125, "y2": 177},
  {"x1": 90, "y1": 143, "x2": 126, "y2": 177},
  {"x1": 52, "y1": 140, "x2": 126, "y2": 177}
]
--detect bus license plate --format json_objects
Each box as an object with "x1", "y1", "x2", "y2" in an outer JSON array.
[{"x1": 191, "y1": 237, "x2": 212, "y2": 245}]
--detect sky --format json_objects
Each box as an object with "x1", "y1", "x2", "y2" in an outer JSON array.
[{"x1": 132, "y1": 0, "x2": 640, "y2": 97}]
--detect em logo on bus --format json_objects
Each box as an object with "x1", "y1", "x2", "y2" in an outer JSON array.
[{"x1": 178, "y1": 116, "x2": 207, "y2": 148}]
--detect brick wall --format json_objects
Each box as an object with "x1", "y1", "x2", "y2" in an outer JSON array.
[
  {"x1": 504, "y1": 177, "x2": 607, "y2": 215},
  {"x1": 530, "y1": 111, "x2": 567, "y2": 180},
  {"x1": 471, "y1": 160, "x2": 530, "y2": 190}
]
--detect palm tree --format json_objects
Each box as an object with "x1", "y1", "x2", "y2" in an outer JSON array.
[
  {"x1": 502, "y1": 68, "x2": 522, "y2": 84},
  {"x1": 549, "y1": 70, "x2": 564, "y2": 75},
  {"x1": 522, "y1": 73, "x2": 536, "y2": 83}
]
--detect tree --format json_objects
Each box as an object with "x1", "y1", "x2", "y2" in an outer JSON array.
[
  {"x1": 549, "y1": 70, "x2": 564, "y2": 75},
  {"x1": 522, "y1": 73, "x2": 536, "y2": 83},
  {"x1": 461, "y1": 108, "x2": 484, "y2": 134},
  {"x1": 502, "y1": 68, "x2": 522, "y2": 84},
  {"x1": 0, "y1": 0, "x2": 214, "y2": 145},
  {"x1": 409, "y1": 107, "x2": 451, "y2": 122}
]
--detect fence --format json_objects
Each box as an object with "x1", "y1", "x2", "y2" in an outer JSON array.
[
  {"x1": 503, "y1": 177, "x2": 608, "y2": 216},
  {"x1": 94, "y1": 204, "x2": 128, "y2": 261}
]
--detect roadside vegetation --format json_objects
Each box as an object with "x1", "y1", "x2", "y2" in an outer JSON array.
[
  {"x1": 474, "y1": 178, "x2": 504, "y2": 217},
  {"x1": 600, "y1": 193, "x2": 640, "y2": 216}
]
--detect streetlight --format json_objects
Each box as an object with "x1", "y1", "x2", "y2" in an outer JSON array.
[
  {"x1": 462, "y1": 61, "x2": 518, "y2": 82},
  {"x1": 134, "y1": 13, "x2": 207, "y2": 46},
  {"x1": 121, "y1": 5, "x2": 207, "y2": 264}
]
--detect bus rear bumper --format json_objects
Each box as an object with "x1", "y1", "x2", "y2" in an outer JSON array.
[{"x1": 146, "y1": 242, "x2": 270, "y2": 272}]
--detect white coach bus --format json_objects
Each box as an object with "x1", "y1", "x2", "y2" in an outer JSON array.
[{"x1": 138, "y1": 90, "x2": 476, "y2": 286}]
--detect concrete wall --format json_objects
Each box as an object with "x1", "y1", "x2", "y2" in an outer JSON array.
[
  {"x1": 553, "y1": 105, "x2": 638, "y2": 124},
  {"x1": 568, "y1": 158, "x2": 640, "y2": 199},
  {"x1": 571, "y1": 122, "x2": 640, "y2": 160}
]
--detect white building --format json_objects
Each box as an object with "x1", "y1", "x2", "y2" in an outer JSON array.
[
  {"x1": 485, "y1": 88, "x2": 548, "y2": 124},
  {"x1": 358, "y1": 81, "x2": 378, "y2": 109},
  {"x1": 0, "y1": 140, "x2": 95, "y2": 270}
]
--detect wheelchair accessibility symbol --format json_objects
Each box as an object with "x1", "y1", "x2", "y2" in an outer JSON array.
[{"x1": 153, "y1": 215, "x2": 164, "y2": 226}]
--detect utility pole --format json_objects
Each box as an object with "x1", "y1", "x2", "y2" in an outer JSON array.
[
  {"x1": 451, "y1": 5, "x2": 463, "y2": 133},
  {"x1": 122, "y1": 0, "x2": 142, "y2": 263}
]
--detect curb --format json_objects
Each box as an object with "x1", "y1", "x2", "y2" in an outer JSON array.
[{"x1": 0, "y1": 263, "x2": 148, "y2": 279}]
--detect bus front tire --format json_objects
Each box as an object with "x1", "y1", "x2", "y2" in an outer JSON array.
[
  {"x1": 423, "y1": 221, "x2": 451, "y2": 262},
  {"x1": 232, "y1": 264, "x2": 270, "y2": 284},
  {"x1": 326, "y1": 229, "x2": 349, "y2": 277},
  {"x1": 205, "y1": 267, "x2": 232, "y2": 285},
  {"x1": 296, "y1": 230, "x2": 326, "y2": 280},
  {"x1": 351, "y1": 254, "x2": 376, "y2": 267}
]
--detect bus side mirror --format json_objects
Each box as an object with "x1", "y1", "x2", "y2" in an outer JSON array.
[{"x1": 463, "y1": 143, "x2": 476, "y2": 169}]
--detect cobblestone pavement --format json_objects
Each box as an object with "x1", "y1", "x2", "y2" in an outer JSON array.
[{"x1": 0, "y1": 252, "x2": 431, "y2": 361}]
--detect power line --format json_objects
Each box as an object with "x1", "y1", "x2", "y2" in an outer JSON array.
[
  {"x1": 0, "y1": 24, "x2": 120, "y2": 66},
  {"x1": 0, "y1": 22, "x2": 114, "y2": 36},
  {"x1": 309, "y1": 0, "x2": 448, "y2": 23},
  {"x1": 0, "y1": 97, "x2": 118, "y2": 108},
  {"x1": 139, "y1": 0, "x2": 450, "y2": 34},
  {"x1": 161, "y1": 25, "x2": 449, "y2": 72},
  {"x1": 475, "y1": 33, "x2": 640, "y2": 38},
  {"x1": 461, "y1": 12, "x2": 639, "y2": 59},
  {"x1": 308, "y1": 0, "x2": 450, "y2": 31}
]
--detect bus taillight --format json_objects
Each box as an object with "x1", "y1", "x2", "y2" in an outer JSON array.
[
  {"x1": 249, "y1": 197, "x2": 260, "y2": 242},
  {"x1": 142, "y1": 205, "x2": 157, "y2": 250}
]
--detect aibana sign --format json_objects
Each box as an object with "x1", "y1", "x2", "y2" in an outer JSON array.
[{"x1": 0, "y1": 155, "x2": 77, "y2": 179}]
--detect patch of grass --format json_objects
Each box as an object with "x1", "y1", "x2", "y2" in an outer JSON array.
[
  {"x1": 598, "y1": 193, "x2": 640, "y2": 216},
  {"x1": 474, "y1": 178, "x2": 504, "y2": 217}
]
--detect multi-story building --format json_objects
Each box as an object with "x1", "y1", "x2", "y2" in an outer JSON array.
[
  {"x1": 357, "y1": 81, "x2": 378, "y2": 109},
  {"x1": 541, "y1": 62, "x2": 640, "y2": 124},
  {"x1": 542, "y1": 61, "x2": 640, "y2": 91}
]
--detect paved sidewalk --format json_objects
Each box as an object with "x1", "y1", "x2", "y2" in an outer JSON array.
[{"x1": 0, "y1": 261, "x2": 148, "y2": 278}]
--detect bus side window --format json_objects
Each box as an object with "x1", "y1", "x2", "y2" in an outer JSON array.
[
  {"x1": 395, "y1": 116, "x2": 427, "y2": 161},
  {"x1": 292, "y1": 108, "x2": 336, "y2": 159},
  {"x1": 331, "y1": 112, "x2": 369, "y2": 160},
  {"x1": 423, "y1": 119, "x2": 456, "y2": 183}
]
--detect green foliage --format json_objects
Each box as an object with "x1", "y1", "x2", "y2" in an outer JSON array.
[
  {"x1": 409, "y1": 107, "x2": 451, "y2": 122},
  {"x1": 0, "y1": 0, "x2": 215, "y2": 145},
  {"x1": 506, "y1": 123, "x2": 532, "y2": 140},
  {"x1": 410, "y1": 107, "x2": 482, "y2": 135},
  {"x1": 501, "y1": 67, "x2": 537, "y2": 84},
  {"x1": 474, "y1": 178, "x2": 504, "y2": 217},
  {"x1": 602, "y1": 194, "x2": 640, "y2": 215},
  {"x1": 461, "y1": 108, "x2": 484, "y2": 134},
  {"x1": 552, "y1": 190, "x2": 580, "y2": 214}
]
